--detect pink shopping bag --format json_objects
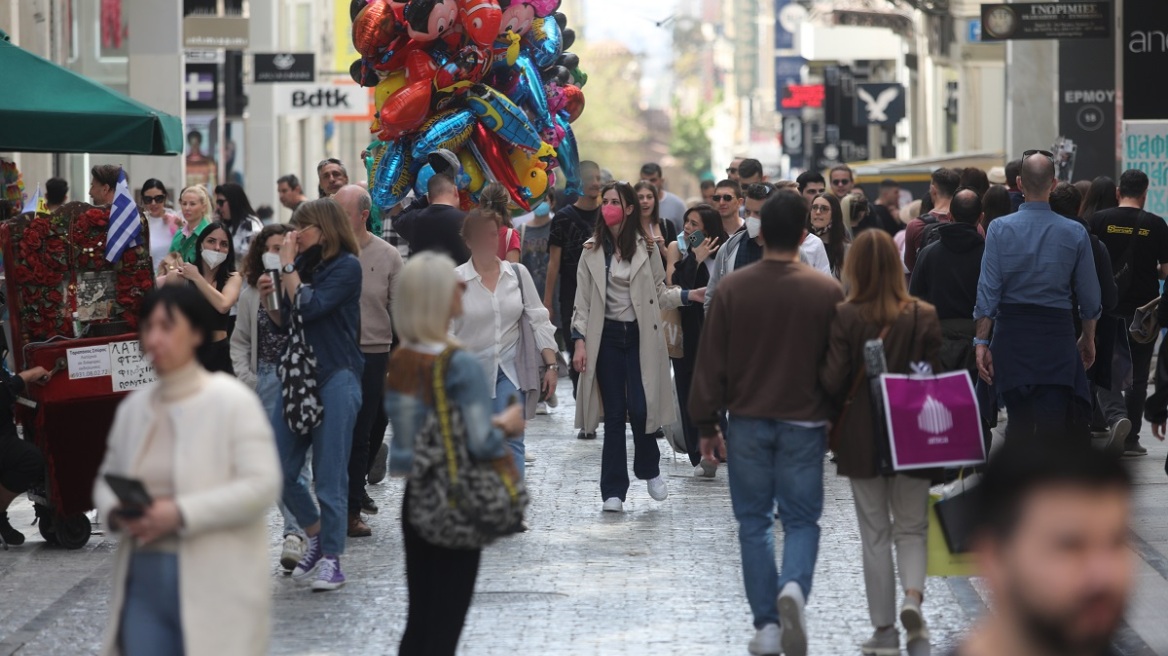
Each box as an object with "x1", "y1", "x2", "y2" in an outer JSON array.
[{"x1": 880, "y1": 370, "x2": 986, "y2": 471}]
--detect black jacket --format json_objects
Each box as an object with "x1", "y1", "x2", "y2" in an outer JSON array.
[{"x1": 909, "y1": 222, "x2": 984, "y2": 322}]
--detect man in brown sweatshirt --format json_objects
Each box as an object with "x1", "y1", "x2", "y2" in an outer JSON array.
[{"x1": 690, "y1": 190, "x2": 844, "y2": 656}]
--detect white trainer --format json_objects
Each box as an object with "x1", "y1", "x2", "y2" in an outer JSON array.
[
  {"x1": 693, "y1": 459, "x2": 718, "y2": 478},
  {"x1": 748, "y1": 623, "x2": 782, "y2": 655},
  {"x1": 535, "y1": 402, "x2": 549, "y2": 415},
  {"x1": 602, "y1": 497, "x2": 623, "y2": 513},
  {"x1": 279, "y1": 534, "x2": 306, "y2": 573},
  {"x1": 778, "y1": 581, "x2": 808, "y2": 656},
  {"x1": 646, "y1": 475, "x2": 669, "y2": 501}
]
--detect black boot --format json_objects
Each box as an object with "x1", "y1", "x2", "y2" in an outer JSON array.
[{"x1": 0, "y1": 512, "x2": 25, "y2": 546}]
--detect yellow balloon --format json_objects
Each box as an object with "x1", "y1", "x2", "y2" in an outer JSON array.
[
  {"x1": 510, "y1": 149, "x2": 548, "y2": 201},
  {"x1": 375, "y1": 72, "x2": 408, "y2": 109},
  {"x1": 458, "y1": 149, "x2": 485, "y2": 193}
]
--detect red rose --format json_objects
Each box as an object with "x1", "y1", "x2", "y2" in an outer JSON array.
[
  {"x1": 46, "y1": 289, "x2": 63, "y2": 304},
  {"x1": 45, "y1": 239, "x2": 65, "y2": 255}
]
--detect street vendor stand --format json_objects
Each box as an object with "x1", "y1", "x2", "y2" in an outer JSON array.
[{"x1": 0, "y1": 29, "x2": 182, "y2": 548}]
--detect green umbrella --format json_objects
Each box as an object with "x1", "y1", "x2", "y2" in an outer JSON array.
[{"x1": 0, "y1": 32, "x2": 182, "y2": 155}]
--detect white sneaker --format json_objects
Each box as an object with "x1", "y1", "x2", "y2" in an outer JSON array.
[
  {"x1": 279, "y1": 534, "x2": 306, "y2": 573},
  {"x1": 901, "y1": 596, "x2": 931, "y2": 656},
  {"x1": 778, "y1": 581, "x2": 808, "y2": 656},
  {"x1": 646, "y1": 475, "x2": 669, "y2": 501},
  {"x1": 546, "y1": 391, "x2": 559, "y2": 407},
  {"x1": 748, "y1": 623, "x2": 782, "y2": 655},
  {"x1": 861, "y1": 627, "x2": 900, "y2": 656},
  {"x1": 694, "y1": 459, "x2": 718, "y2": 478},
  {"x1": 536, "y1": 402, "x2": 549, "y2": 415},
  {"x1": 602, "y1": 497, "x2": 623, "y2": 513}
]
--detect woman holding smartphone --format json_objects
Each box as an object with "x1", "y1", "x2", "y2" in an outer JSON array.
[
  {"x1": 634, "y1": 181, "x2": 677, "y2": 265},
  {"x1": 93, "y1": 285, "x2": 281, "y2": 656},
  {"x1": 451, "y1": 209, "x2": 559, "y2": 479}
]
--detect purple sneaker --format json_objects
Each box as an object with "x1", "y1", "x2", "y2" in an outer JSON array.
[
  {"x1": 311, "y1": 556, "x2": 346, "y2": 592},
  {"x1": 291, "y1": 534, "x2": 322, "y2": 581}
]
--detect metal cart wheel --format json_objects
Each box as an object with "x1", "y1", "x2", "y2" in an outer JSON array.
[
  {"x1": 33, "y1": 504, "x2": 58, "y2": 545},
  {"x1": 54, "y1": 513, "x2": 91, "y2": 550}
]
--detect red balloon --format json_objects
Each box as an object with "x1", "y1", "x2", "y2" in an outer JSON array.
[
  {"x1": 470, "y1": 123, "x2": 530, "y2": 211},
  {"x1": 353, "y1": 0, "x2": 400, "y2": 58},
  {"x1": 379, "y1": 80, "x2": 433, "y2": 140},
  {"x1": 562, "y1": 84, "x2": 585, "y2": 123},
  {"x1": 458, "y1": 0, "x2": 502, "y2": 48},
  {"x1": 404, "y1": 49, "x2": 438, "y2": 83}
]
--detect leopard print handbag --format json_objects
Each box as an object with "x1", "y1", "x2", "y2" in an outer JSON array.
[
  {"x1": 278, "y1": 292, "x2": 324, "y2": 435},
  {"x1": 407, "y1": 348, "x2": 529, "y2": 550}
]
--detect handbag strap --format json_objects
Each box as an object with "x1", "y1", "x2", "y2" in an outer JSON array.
[
  {"x1": 430, "y1": 348, "x2": 460, "y2": 497},
  {"x1": 840, "y1": 322, "x2": 894, "y2": 406}
]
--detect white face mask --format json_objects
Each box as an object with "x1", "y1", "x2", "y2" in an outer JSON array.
[
  {"x1": 201, "y1": 248, "x2": 228, "y2": 269},
  {"x1": 746, "y1": 217, "x2": 761, "y2": 239},
  {"x1": 677, "y1": 236, "x2": 689, "y2": 256}
]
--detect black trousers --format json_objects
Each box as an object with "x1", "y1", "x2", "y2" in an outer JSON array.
[
  {"x1": 399, "y1": 494, "x2": 481, "y2": 656},
  {"x1": 1127, "y1": 330, "x2": 1156, "y2": 443},
  {"x1": 348, "y1": 351, "x2": 389, "y2": 512}
]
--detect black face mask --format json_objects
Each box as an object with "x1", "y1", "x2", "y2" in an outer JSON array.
[{"x1": 296, "y1": 244, "x2": 325, "y2": 283}]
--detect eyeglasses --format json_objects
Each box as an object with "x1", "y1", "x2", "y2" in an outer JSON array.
[
  {"x1": 143, "y1": 194, "x2": 165, "y2": 204},
  {"x1": 1022, "y1": 149, "x2": 1054, "y2": 162},
  {"x1": 711, "y1": 194, "x2": 737, "y2": 203},
  {"x1": 811, "y1": 205, "x2": 831, "y2": 214},
  {"x1": 831, "y1": 178, "x2": 852, "y2": 186}
]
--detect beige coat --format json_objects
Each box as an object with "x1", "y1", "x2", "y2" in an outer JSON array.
[
  {"x1": 572, "y1": 236, "x2": 682, "y2": 433},
  {"x1": 93, "y1": 373, "x2": 282, "y2": 656}
]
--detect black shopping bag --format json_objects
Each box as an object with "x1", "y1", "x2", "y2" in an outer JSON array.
[{"x1": 934, "y1": 485, "x2": 982, "y2": 554}]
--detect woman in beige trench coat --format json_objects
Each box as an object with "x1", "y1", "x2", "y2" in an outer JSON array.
[
  {"x1": 93, "y1": 285, "x2": 281, "y2": 656},
  {"x1": 571, "y1": 181, "x2": 699, "y2": 513}
]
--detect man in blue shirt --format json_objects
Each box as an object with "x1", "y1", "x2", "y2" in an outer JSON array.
[{"x1": 974, "y1": 152, "x2": 1101, "y2": 442}]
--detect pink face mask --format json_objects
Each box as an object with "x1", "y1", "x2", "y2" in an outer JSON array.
[{"x1": 602, "y1": 204, "x2": 625, "y2": 227}]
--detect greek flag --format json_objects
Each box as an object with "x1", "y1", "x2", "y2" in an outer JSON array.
[{"x1": 104, "y1": 169, "x2": 141, "y2": 263}]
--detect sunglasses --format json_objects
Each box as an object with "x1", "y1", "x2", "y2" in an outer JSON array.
[
  {"x1": 726, "y1": 167, "x2": 739, "y2": 175},
  {"x1": 831, "y1": 178, "x2": 852, "y2": 186},
  {"x1": 143, "y1": 194, "x2": 166, "y2": 204},
  {"x1": 711, "y1": 194, "x2": 737, "y2": 203},
  {"x1": 1023, "y1": 148, "x2": 1055, "y2": 162}
]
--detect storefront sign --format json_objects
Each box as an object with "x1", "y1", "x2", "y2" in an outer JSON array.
[
  {"x1": 183, "y1": 15, "x2": 250, "y2": 49},
  {"x1": 780, "y1": 84, "x2": 825, "y2": 110},
  {"x1": 775, "y1": 0, "x2": 807, "y2": 51},
  {"x1": 980, "y1": 2, "x2": 1110, "y2": 41},
  {"x1": 66, "y1": 346, "x2": 111, "y2": 380},
  {"x1": 275, "y1": 84, "x2": 372, "y2": 119},
  {"x1": 774, "y1": 56, "x2": 805, "y2": 115},
  {"x1": 1058, "y1": 28, "x2": 1115, "y2": 181},
  {"x1": 855, "y1": 83, "x2": 906, "y2": 125},
  {"x1": 254, "y1": 53, "x2": 315, "y2": 83},
  {"x1": 1123, "y1": 121, "x2": 1168, "y2": 216},
  {"x1": 109, "y1": 341, "x2": 156, "y2": 391},
  {"x1": 1123, "y1": 1, "x2": 1168, "y2": 120},
  {"x1": 185, "y1": 63, "x2": 218, "y2": 111}
]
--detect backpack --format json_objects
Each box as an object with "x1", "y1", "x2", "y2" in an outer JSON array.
[{"x1": 916, "y1": 212, "x2": 947, "y2": 255}]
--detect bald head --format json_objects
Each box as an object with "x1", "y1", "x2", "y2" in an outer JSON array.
[
  {"x1": 335, "y1": 184, "x2": 372, "y2": 235},
  {"x1": 1019, "y1": 155, "x2": 1057, "y2": 201}
]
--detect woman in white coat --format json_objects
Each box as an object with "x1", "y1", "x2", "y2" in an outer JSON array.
[
  {"x1": 94, "y1": 285, "x2": 281, "y2": 656},
  {"x1": 452, "y1": 209, "x2": 559, "y2": 479},
  {"x1": 571, "y1": 181, "x2": 699, "y2": 513}
]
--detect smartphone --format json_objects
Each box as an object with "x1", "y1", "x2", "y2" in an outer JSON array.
[
  {"x1": 104, "y1": 473, "x2": 153, "y2": 515},
  {"x1": 687, "y1": 230, "x2": 705, "y2": 250}
]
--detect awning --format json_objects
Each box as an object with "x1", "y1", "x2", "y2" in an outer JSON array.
[{"x1": 0, "y1": 31, "x2": 182, "y2": 156}]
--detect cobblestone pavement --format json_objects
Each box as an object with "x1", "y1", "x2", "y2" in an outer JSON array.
[{"x1": 4, "y1": 385, "x2": 1168, "y2": 654}]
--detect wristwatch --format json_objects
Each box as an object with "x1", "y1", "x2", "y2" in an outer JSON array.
[
  {"x1": 282, "y1": 263, "x2": 296, "y2": 274},
  {"x1": 542, "y1": 363, "x2": 558, "y2": 372},
  {"x1": 973, "y1": 338, "x2": 991, "y2": 347}
]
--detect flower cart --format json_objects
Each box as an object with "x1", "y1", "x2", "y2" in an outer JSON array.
[{"x1": 0, "y1": 203, "x2": 154, "y2": 548}]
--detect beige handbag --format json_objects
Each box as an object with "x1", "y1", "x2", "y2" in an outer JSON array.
[{"x1": 661, "y1": 301, "x2": 684, "y2": 359}]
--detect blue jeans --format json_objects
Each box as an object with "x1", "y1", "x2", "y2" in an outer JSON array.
[
  {"x1": 120, "y1": 551, "x2": 183, "y2": 656},
  {"x1": 493, "y1": 367, "x2": 526, "y2": 479},
  {"x1": 258, "y1": 366, "x2": 310, "y2": 537},
  {"x1": 272, "y1": 368, "x2": 361, "y2": 556},
  {"x1": 596, "y1": 320, "x2": 659, "y2": 501},
  {"x1": 726, "y1": 416, "x2": 826, "y2": 628}
]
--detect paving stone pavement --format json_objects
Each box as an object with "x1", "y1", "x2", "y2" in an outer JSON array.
[{"x1": 7, "y1": 384, "x2": 1168, "y2": 654}]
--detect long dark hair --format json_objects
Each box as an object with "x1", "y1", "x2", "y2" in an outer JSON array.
[
  {"x1": 981, "y1": 185, "x2": 1013, "y2": 232},
  {"x1": 683, "y1": 204, "x2": 727, "y2": 250},
  {"x1": 139, "y1": 284, "x2": 212, "y2": 347},
  {"x1": 594, "y1": 181, "x2": 643, "y2": 262},
  {"x1": 141, "y1": 178, "x2": 168, "y2": 201},
  {"x1": 214, "y1": 182, "x2": 256, "y2": 229},
  {"x1": 194, "y1": 221, "x2": 237, "y2": 291},
  {"x1": 813, "y1": 193, "x2": 848, "y2": 274},
  {"x1": 1081, "y1": 176, "x2": 1118, "y2": 223},
  {"x1": 244, "y1": 224, "x2": 292, "y2": 286}
]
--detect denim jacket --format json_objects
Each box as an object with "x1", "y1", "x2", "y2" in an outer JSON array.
[
  {"x1": 284, "y1": 252, "x2": 364, "y2": 385},
  {"x1": 384, "y1": 346, "x2": 506, "y2": 476}
]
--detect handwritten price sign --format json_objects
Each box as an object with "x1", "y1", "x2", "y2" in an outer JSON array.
[{"x1": 108, "y1": 341, "x2": 156, "y2": 391}]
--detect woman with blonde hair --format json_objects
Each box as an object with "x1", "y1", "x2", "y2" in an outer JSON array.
[
  {"x1": 256, "y1": 198, "x2": 363, "y2": 591},
  {"x1": 479, "y1": 182, "x2": 520, "y2": 262},
  {"x1": 171, "y1": 185, "x2": 214, "y2": 264},
  {"x1": 820, "y1": 229, "x2": 942, "y2": 656},
  {"x1": 385, "y1": 252, "x2": 525, "y2": 656}
]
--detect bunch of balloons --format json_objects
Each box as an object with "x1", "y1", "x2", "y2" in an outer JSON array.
[{"x1": 350, "y1": 0, "x2": 587, "y2": 213}]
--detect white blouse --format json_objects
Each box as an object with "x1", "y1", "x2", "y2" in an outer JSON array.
[{"x1": 452, "y1": 259, "x2": 558, "y2": 396}]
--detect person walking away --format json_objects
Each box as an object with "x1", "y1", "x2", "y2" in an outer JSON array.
[
  {"x1": 520, "y1": 200, "x2": 558, "y2": 413},
  {"x1": 873, "y1": 179, "x2": 903, "y2": 235},
  {"x1": 385, "y1": 253, "x2": 526, "y2": 656},
  {"x1": 479, "y1": 181, "x2": 521, "y2": 263},
  {"x1": 1004, "y1": 158, "x2": 1025, "y2": 212},
  {"x1": 214, "y1": 183, "x2": 264, "y2": 264},
  {"x1": 974, "y1": 152, "x2": 1101, "y2": 443},
  {"x1": 140, "y1": 179, "x2": 181, "y2": 270},
  {"x1": 690, "y1": 190, "x2": 844, "y2": 656},
  {"x1": 94, "y1": 285, "x2": 281, "y2": 656},
  {"x1": 545, "y1": 161, "x2": 602, "y2": 431},
  {"x1": 904, "y1": 168, "x2": 960, "y2": 273},
  {"x1": 950, "y1": 439, "x2": 1133, "y2": 656},
  {"x1": 163, "y1": 221, "x2": 241, "y2": 374},
  {"x1": 229, "y1": 223, "x2": 312, "y2": 571},
  {"x1": 256, "y1": 199, "x2": 364, "y2": 591},
  {"x1": 44, "y1": 177, "x2": 68, "y2": 214},
  {"x1": 397, "y1": 174, "x2": 470, "y2": 263},
  {"x1": 336, "y1": 185, "x2": 404, "y2": 536},
  {"x1": 172, "y1": 186, "x2": 214, "y2": 264},
  {"x1": 1088, "y1": 169, "x2": 1168, "y2": 456},
  {"x1": 821, "y1": 230, "x2": 943, "y2": 656},
  {"x1": 453, "y1": 210, "x2": 559, "y2": 478},
  {"x1": 1081, "y1": 176, "x2": 1118, "y2": 224},
  {"x1": 571, "y1": 181, "x2": 693, "y2": 512},
  {"x1": 664, "y1": 204, "x2": 726, "y2": 476}
]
